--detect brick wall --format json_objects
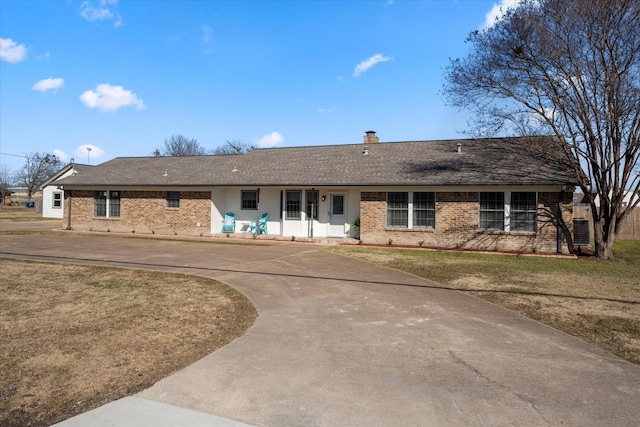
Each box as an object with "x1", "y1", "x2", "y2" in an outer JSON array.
[
  {"x1": 360, "y1": 191, "x2": 574, "y2": 254},
  {"x1": 65, "y1": 190, "x2": 211, "y2": 236},
  {"x1": 360, "y1": 192, "x2": 386, "y2": 232}
]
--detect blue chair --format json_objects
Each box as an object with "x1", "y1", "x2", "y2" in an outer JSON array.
[
  {"x1": 221, "y1": 212, "x2": 235, "y2": 233},
  {"x1": 249, "y1": 213, "x2": 268, "y2": 235}
]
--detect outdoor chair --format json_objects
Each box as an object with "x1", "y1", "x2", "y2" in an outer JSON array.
[
  {"x1": 249, "y1": 213, "x2": 268, "y2": 235},
  {"x1": 221, "y1": 212, "x2": 236, "y2": 233}
]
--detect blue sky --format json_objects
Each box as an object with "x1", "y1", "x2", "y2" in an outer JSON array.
[{"x1": 1, "y1": 0, "x2": 515, "y2": 171}]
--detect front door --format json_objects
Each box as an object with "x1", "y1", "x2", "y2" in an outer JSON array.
[{"x1": 329, "y1": 193, "x2": 346, "y2": 237}]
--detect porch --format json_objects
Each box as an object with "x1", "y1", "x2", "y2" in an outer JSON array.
[{"x1": 210, "y1": 187, "x2": 361, "y2": 240}]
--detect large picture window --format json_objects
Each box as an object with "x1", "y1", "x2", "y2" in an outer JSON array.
[
  {"x1": 306, "y1": 190, "x2": 319, "y2": 220},
  {"x1": 413, "y1": 192, "x2": 435, "y2": 228},
  {"x1": 480, "y1": 192, "x2": 505, "y2": 230},
  {"x1": 166, "y1": 191, "x2": 180, "y2": 208},
  {"x1": 387, "y1": 192, "x2": 408, "y2": 227},
  {"x1": 241, "y1": 190, "x2": 258, "y2": 210},
  {"x1": 286, "y1": 191, "x2": 301, "y2": 220},
  {"x1": 511, "y1": 192, "x2": 537, "y2": 232}
]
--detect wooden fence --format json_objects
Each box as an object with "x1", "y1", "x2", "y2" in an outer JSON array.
[{"x1": 574, "y1": 206, "x2": 640, "y2": 240}]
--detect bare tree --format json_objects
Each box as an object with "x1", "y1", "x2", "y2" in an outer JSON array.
[
  {"x1": 212, "y1": 139, "x2": 256, "y2": 155},
  {"x1": 443, "y1": 0, "x2": 640, "y2": 259},
  {"x1": 0, "y1": 164, "x2": 15, "y2": 210},
  {"x1": 154, "y1": 135, "x2": 207, "y2": 156},
  {"x1": 15, "y1": 153, "x2": 62, "y2": 201}
]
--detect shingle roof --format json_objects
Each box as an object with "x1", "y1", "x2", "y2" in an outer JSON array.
[
  {"x1": 55, "y1": 136, "x2": 576, "y2": 188},
  {"x1": 39, "y1": 163, "x2": 94, "y2": 190}
]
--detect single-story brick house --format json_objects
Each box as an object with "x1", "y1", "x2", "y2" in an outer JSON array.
[{"x1": 54, "y1": 132, "x2": 578, "y2": 253}]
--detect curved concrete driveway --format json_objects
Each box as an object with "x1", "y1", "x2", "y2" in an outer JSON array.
[{"x1": 2, "y1": 231, "x2": 639, "y2": 426}]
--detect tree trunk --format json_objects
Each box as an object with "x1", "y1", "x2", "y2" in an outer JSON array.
[{"x1": 592, "y1": 213, "x2": 617, "y2": 260}]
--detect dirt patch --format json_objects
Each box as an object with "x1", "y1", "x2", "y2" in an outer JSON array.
[{"x1": 0, "y1": 259, "x2": 257, "y2": 427}]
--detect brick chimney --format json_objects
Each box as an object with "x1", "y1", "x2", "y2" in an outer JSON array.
[{"x1": 364, "y1": 130, "x2": 379, "y2": 144}]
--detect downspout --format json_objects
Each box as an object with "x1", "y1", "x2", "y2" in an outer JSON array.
[
  {"x1": 66, "y1": 190, "x2": 72, "y2": 230},
  {"x1": 556, "y1": 188, "x2": 564, "y2": 254},
  {"x1": 308, "y1": 188, "x2": 315, "y2": 238}
]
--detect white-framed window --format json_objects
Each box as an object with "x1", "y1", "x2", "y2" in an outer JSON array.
[
  {"x1": 241, "y1": 190, "x2": 258, "y2": 210},
  {"x1": 306, "y1": 190, "x2": 319, "y2": 220},
  {"x1": 387, "y1": 192, "x2": 436, "y2": 228},
  {"x1": 387, "y1": 192, "x2": 408, "y2": 227},
  {"x1": 94, "y1": 191, "x2": 120, "y2": 218},
  {"x1": 479, "y1": 192, "x2": 505, "y2": 230},
  {"x1": 480, "y1": 192, "x2": 537, "y2": 232},
  {"x1": 413, "y1": 192, "x2": 435, "y2": 228},
  {"x1": 52, "y1": 192, "x2": 62, "y2": 209},
  {"x1": 285, "y1": 190, "x2": 301, "y2": 220},
  {"x1": 511, "y1": 192, "x2": 537, "y2": 232},
  {"x1": 166, "y1": 191, "x2": 180, "y2": 208}
]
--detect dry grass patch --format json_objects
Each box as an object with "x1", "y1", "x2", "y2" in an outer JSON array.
[
  {"x1": 330, "y1": 241, "x2": 640, "y2": 365},
  {"x1": 0, "y1": 259, "x2": 257, "y2": 427},
  {"x1": 0, "y1": 206, "x2": 50, "y2": 222}
]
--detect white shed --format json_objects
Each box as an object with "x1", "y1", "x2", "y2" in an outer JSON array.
[{"x1": 40, "y1": 163, "x2": 92, "y2": 218}]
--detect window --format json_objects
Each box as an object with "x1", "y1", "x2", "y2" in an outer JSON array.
[
  {"x1": 109, "y1": 191, "x2": 120, "y2": 217},
  {"x1": 286, "y1": 191, "x2": 301, "y2": 219},
  {"x1": 241, "y1": 190, "x2": 258, "y2": 210},
  {"x1": 511, "y1": 192, "x2": 537, "y2": 232},
  {"x1": 387, "y1": 192, "x2": 408, "y2": 227},
  {"x1": 94, "y1": 191, "x2": 120, "y2": 218},
  {"x1": 332, "y1": 194, "x2": 344, "y2": 215},
  {"x1": 306, "y1": 190, "x2": 319, "y2": 220},
  {"x1": 480, "y1": 192, "x2": 505, "y2": 230},
  {"x1": 52, "y1": 192, "x2": 62, "y2": 209},
  {"x1": 386, "y1": 192, "x2": 436, "y2": 229},
  {"x1": 95, "y1": 191, "x2": 107, "y2": 217},
  {"x1": 480, "y1": 192, "x2": 537, "y2": 232},
  {"x1": 413, "y1": 192, "x2": 435, "y2": 228},
  {"x1": 166, "y1": 191, "x2": 180, "y2": 208}
]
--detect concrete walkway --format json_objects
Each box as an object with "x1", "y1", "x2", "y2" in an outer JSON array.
[{"x1": 1, "y1": 230, "x2": 639, "y2": 426}]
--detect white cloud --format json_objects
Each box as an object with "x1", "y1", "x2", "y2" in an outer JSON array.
[
  {"x1": 256, "y1": 131, "x2": 284, "y2": 148},
  {"x1": 81, "y1": 5, "x2": 113, "y2": 21},
  {"x1": 80, "y1": 0, "x2": 122, "y2": 27},
  {"x1": 201, "y1": 25, "x2": 213, "y2": 44},
  {"x1": 80, "y1": 83, "x2": 146, "y2": 111},
  {"x1": 75, "y1": 144, "x2": 105, "y2": 164},
  {"x1": 53, "y1": 149, "x2": 68, "y2": 161},
  {"x1": 528, "y1": 107, "x2": 555, "y2": 127},
  {"x1": 483, "y1": 0, "x2": 522, "y2": 29},
  {"x1": 0, "y1": 37, "x2": 28, "y2": 63},
  {"x1": 353, "y1": 53, "x2": 391, "y2": 78},
  {"x1": 36, "y1": 52, "x2": 51, "y2": 61},
  {"x1": 32, "y1": 77, "x2": 64, "y2": 93}
]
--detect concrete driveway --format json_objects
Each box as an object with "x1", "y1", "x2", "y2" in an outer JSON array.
[{"x1": 1, "y1": 231, "x2": 639, "y2": 426}]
